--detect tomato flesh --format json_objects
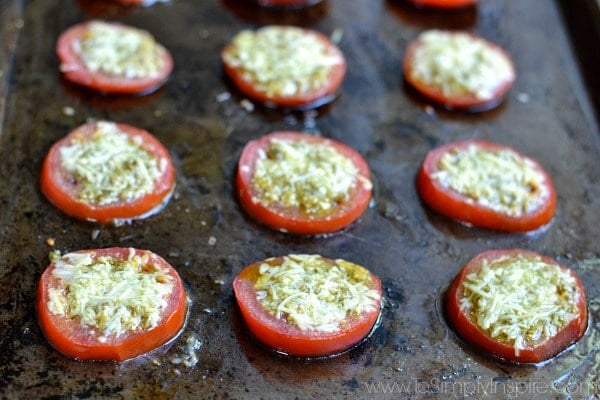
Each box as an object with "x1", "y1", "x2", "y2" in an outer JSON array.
[
  {"x1": 221, "y1": 26, "x2": 346, "y2": 109},
  {"x1": 56, "y1": 21, "x2": 173, "y2": 95},
  {"x1": 233, "y1": 256, "x2": 383, "y2": 357},
  {"x1": 405, "y1": 0, "x2": 477, "y2": 9},
  {"x1": 115, "y1": 0, "x2": 161, "y2": 4},
  {"x1": 403, "y1": 31, "x2": 515, "y2": 112},
  {"x1": 416, "y1": 139, "x2": 556, "y2": 232},
  {"x1": 37, "y1": 248, "x2": 188, "y2": 362},
  {"x1": 40, "y1": 121, "x2": 176, "y2": 224},
  {"x1": 256, "y1": 0, "x2": 323, "y2": 6},
  {"x1": 236, "y1": 131, "x2": 372, "y2": 235},
  {"x1": 445, "y1": 249, "x2": 588, "y2": 364}
]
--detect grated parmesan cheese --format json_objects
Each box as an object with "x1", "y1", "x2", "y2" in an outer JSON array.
[
  {"x1": 223, "y1": 26, "x2": 343, "y2": 97},
  {"x1": 255, "y1": 254, "x2": 381, "y2": 332},
  {"x1": 250, "y1": 138, "x2": 371, "y2": 216},
  {"x1": 432, "y1": 144, "x2": 548, "y2": 216},
  {"x1": 59, "y1": 121, "x2": 165, "y2": 206},
  {"x1": 47, "y1": 250, "x2": 174, "y2": 341},
  {"x1": 410, "y1": 30, "x2": 514, "y2": 100},
  {"x1": 460, "y1": 254, "x2": 579, "y2": 354},
  {"x1": 74, "y1": 21, "x2": 164, "y2": 79}
]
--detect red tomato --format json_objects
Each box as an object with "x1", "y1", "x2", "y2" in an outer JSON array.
[
  {"x1": 37, "y1": 248, "x2": 188, "y2": 361},
  {"x1": 403, "y1": 30, "x2": 515, "y2": 112},
  {"x1": 115, "y1": 0, "x2": 163, "y2": 4},
  {"x1": 405, "y1": 0, "x2": 477, "y2": 9},
  {"x1": 236, "y1": 131, "x2": 372, "y2": 235},
  {"x1": 40, "y1": 121, "x2": 176, "y2": 224},
  {"x1": 221, "y1": 26, "x2": 346, "y2": 109},
  {"x1": 445, "y1": 249, "x2": 588, "y2": 364},
  {"x1": 56, "y1": 20, "x2": 173, "y2": 94},
  {"x1": 416, "y1": 139, "x2": 556, "y2": 232},
  {"x1": 233, "y1": 255, "x2": 383, "y2": 357},
  {"x1": 256, "y1": 0, "x2": 322, "y2": 6}
]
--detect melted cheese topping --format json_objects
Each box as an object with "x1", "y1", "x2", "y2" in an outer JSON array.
[
  {"x1": 47, "y1": 250, "x2": 174, "y2": 341},
  {"x1": 460, "y1": 254, "x2": 579, "y2": 353},
  {"x1": 59, "y1": 121, "x2": 166, "y2": 206},
  {"x1": 255, "y1": 254, "x2": 381, "y2": 332},
  {"x1": 411, "y1": 30, "x2": 514, "y2": 100},
  {"x1": 250, "y1": 138, "x2": 371, "y2": 216},
  {"x1": 74, "y1": 21, "x2": 164, "y2": 78},
  {"x1": 223, "y1": 26, "x2": 343, "y2": 97},
  {"x1": 431, "y1": 144, "x2": 548, "y2": 216}
]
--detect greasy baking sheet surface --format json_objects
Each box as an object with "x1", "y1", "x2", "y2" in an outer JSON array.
[{"x1": 1, "y1": 0, "x2": 599, "y2": 398}]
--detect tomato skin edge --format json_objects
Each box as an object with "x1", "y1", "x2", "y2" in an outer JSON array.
[
  {"x1": 36, "y1": 248, "x2": 188, "y2": 362},
  {"x1": 233, "y1": 257, "x2": 383, "y2": 358},
  {"x1": 236, "y1": 131, "x2": 372, "y2": 235},
  {"x1": 256, "y1": 0, "x2": 323, "y2": 6},
  {"x1": 405, "y1": 0, "x2": 477, "y2": 9},
  {"x1": 444, "y1": 249, "x2": 588, "y2": 364},
  {"x1": 416, "y1": 140, "x2": 556, "y2": 232},
  {"x1": 40, "y1": 122, "x2": 176, "y2": 224},
  {"x1": 403, "y1": 32, "x2": 515, "y2": 112}
]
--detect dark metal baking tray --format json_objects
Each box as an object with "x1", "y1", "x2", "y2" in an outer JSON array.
[{"x1": 1, "y1": 0, "x2": 599, "y2": 398}]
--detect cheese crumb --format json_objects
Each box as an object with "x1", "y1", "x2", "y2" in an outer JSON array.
[
  {"x1": 74, "y1": 21, "x2": 164, "y2": 79},
  {"x1": 250, "y1": 138, "x2": 370, "y2": 216},
  {"x1": 255, "y1": 255, "x2": 381, "y2": 332},
  {"x1": 460, "y1": 254, "x2": 580, "y2": 353},
  {"x1": 49, "y1": 250, "x2": 62, "y2": 263},
  {"x1": 170, "y1": 334, "x2": 202, "y2": 368},
  {"x1": 47, "y1": 250, "x2": 174, "y2": 340},
  {"x1": 63, "y1": 106, "x2": 76, "y2": 116},
  {"x1": 59, "y1": 121, "x2": 165, "y2": 206},
  {"x1": 411, "y1": 30, "x2": 514, "y2": 100},
  {"x1": 223, "y1": 26, "x2": 343, "y2": 97},
  {"x1": 432, "y1": 144, "x2": 548, "y2": 216}
]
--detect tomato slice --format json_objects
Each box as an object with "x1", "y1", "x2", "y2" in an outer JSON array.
[
  {"x1": 405, "y1": 0, "x2": 477, "y2": 9},
  {"x1": 40, "y1": 121, "x2": 176, "y2": 224},
  {"x1": 445, "y1": 249, "x2": 588, "y2": 364},
  {"x1": 56, "y1": 20, "x2": 173, "y2": 95},
  {"x1": 416, "y1": 139, "x2": 556, "y2": 232},
  {"x1": 236, "y1": 131, "x2": 372, "y2": 235},
  {"x1": 221, "y1": 26, "x2": 346, "y2": 109},
  {"x1": 403, "y1": 30, "x2": 515, "y2": 112},
  {"x1": 37, "y1": 248, "x2": 188, "y2": 361},
  {"x1": 233, "y1": 254, "x2": 383, "y2": 357}
]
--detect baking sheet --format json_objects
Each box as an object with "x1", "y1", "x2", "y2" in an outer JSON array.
[{"x1": 0, "y1": 0, "x2": 599, "y2": 399}]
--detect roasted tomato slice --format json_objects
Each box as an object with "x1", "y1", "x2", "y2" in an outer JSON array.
[
  {"x1": 403, "y1": 30, "x2": 515, "y2": 111},
  {"x1": 445, "y1": 249, "x2": 588, "y2": 364},
  {"x1": 236, "y1": 131, "x2": 372, "y2": 235},
  {"x1": 40, "y1": 121, "x2": 176, "y2": 224},
  {"x1": 233, "y1": 254, "x2": 383, "y2": 357},
  {"x1": 37, "y1": 248, "x2": 188, "y2": 361},
  {"x1": 405, "y1": 0, "x2": 477, "y2": 9},
  {"x1": 56, "y1": 20, "x2": 173, "y2": 94},
  {"x1": 416, "y1": 139, "x2": 556, "y2": 232},
  {"x1": 221, "y1": 25, "x2": 346, "y2": 109}
]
